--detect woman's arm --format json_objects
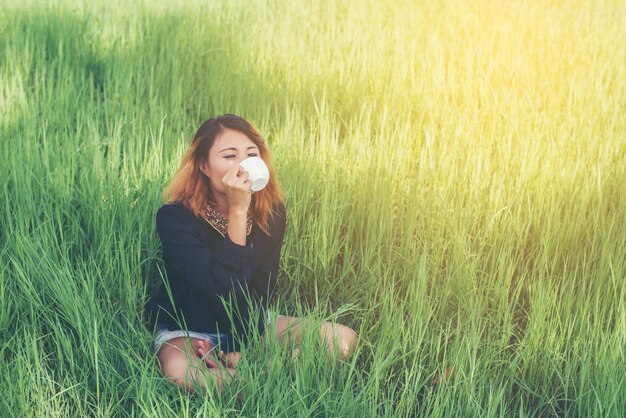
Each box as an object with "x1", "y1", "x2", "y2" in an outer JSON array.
[
  {"x1": 223, "y1": 161, "x2": 252, "y2": 246},
  {"x1": 226, "y1": 210, "x2": 248, "y2": 246}
]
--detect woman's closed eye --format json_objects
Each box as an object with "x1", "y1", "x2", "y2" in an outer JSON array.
[{"x1": 225, "y1": 153, "x2": 258, "y2": 159}]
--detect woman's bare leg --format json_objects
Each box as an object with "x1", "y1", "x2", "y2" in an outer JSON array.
[
  {"x1": 157, "y1": 337, "x2": 238, "y2": 394},
  {"x1": 265, "y1": 316, "x2": 358, "y2": 363},
  {"x1": 318, "y1": 320, "x2": 359, "y2": 361}
]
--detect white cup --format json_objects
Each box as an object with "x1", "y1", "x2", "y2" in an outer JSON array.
[{"x1": 238, "y1": 156, "x2": 270, "y2": 192}]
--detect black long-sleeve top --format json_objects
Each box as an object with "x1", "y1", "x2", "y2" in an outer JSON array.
[{"x1": 145, "y1": 201, "x2": 286, "y2": 352}]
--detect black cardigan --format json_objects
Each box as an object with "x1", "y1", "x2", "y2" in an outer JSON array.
[{"x1": 145, "y1": 201, "x2": 286, "y2": 352}]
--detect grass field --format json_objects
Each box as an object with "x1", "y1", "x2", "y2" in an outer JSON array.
[{"x1": 1, "y1": 0, "x2": 625, "y2": 416}]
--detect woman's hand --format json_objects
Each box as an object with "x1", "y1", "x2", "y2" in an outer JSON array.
[
  {"x1": 222, "y1": 351, "x2": 242, "y2": 369},
  {"x1": 197, "y1": 337, "x2": 242, "y2": 369},
  {"x1": 196, "y1": 337, "x2": 221, "y2": 368},
  {"x1": 221, "y1": 161, "x2": 252, "y2": 215}
]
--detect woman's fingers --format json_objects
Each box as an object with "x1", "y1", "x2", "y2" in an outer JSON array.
[
  {"x1": 223, "y1": 163, "x2": 251, "y2": 190},
  {"x1": 197, "y1": 338, "x2": 221, "y2": 369},
  {"x1": 196, "y1": 339, "x2": 204, "y2": 357},
  {"x1": 221, "y1": 162, "x2": 253, "y2": 211},
  {"x1": 196, "y1": 337, "x2": 211, "y2": 355},
  {"x1": 223, "y1": 162, "x2": 244, "y2": 183},
  {"x1": 196, "y1": 339, "x2": 241, "y2": 370},
  {"x1": 205, "y1": 354, "x2": 220, "y2": 369}
]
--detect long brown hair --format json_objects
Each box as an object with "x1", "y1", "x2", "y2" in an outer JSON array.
[{"x1": 162, "y1": 114, "x2": 285, "y2": 235}]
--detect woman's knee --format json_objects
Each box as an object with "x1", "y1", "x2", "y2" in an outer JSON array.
[
  {"x1": 320, "y1": 322, "x2": 359, "y2": 359},
  {"x1": 270, "y1": 315, "x2": 304, "y2": 343},
  {"x1": 339, "y1": 326, "x2": 358, "y2": 358},
  {"x1": 157, "y1": 338, "x2": 200, "y2": 384}
]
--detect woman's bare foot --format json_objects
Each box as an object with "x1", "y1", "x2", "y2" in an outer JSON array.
[{"x1": 222, "y1": 351, "x2": 242, "y2": 368}]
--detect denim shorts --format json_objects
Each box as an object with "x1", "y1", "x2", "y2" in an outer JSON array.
[{"x1": 153, "y1": 310, "x2": 283, "y2": 353}]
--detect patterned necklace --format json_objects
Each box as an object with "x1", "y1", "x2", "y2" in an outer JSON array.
[{"x1": 203, "y1": 204, "x2": 253, "y2": 237}]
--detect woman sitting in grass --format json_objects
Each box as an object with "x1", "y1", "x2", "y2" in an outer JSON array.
[{"x1": 145, "y1": 114, "x2": 359, "y2": 393}]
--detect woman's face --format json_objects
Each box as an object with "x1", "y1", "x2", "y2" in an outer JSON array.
[{"x1": 202, "y1": 128, "x2": 260, "y2": 196}]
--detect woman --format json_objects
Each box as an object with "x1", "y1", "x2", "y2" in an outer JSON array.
[{"x1": 146, "y1": 114, "x2": 359, "y2": 393}]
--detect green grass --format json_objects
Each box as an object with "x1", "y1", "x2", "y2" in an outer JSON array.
[{"x1": 1, "y1": 0, "x2": 624, "y2": 416}]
